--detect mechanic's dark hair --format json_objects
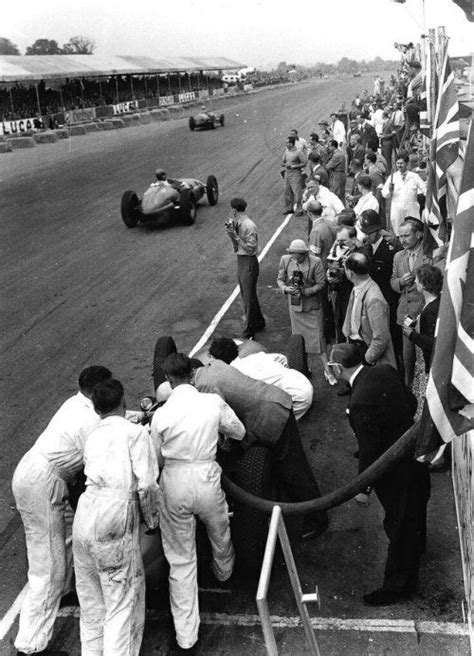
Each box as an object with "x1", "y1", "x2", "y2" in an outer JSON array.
[
  {"x1": 290, "y1": 128, "x2": 298, "y2": 135},
  {"x1": 209, "y1": 337, "x2": 239, "y2": 365},
  {"x1": 337, "y1": 224, "x2": 356, "y2": 238},
  {"x1": 308, "y1": 152, "x2": 321, "y2": 164},
  {"x1": 415, "y1": 264, "x2": 443, "y2": 296},
  {"x1": 401, "y1": 217, "x2": 424, "y2": 234},
  {"x1": 310, "y1": 132, "x2": 319, "y2": 141},
  {"x1": 329, "y1": 139, "x2": 338, "y2": 149},
  {"x1": 366, "y1": 139, "x2": 379, "y2": 152},
  {"x1": 92, "y1": 379, "x2": 124, "y2": 415},
  {"x1": 337, "y1": 210, "x2": 356, "y2": 227},
  {"x1": 78, "y1": 366, "x2": 112, "y2": 395},
  {"x1": 190, "y1": 357, "x2": 204, "y2": 370},
  {"x1": 331, "y1": 343, "x2": 363, "y2": 368},
  {"x1": 366, "y1": 151, "x2": 377, "y2": 164},
  {"x1": 345, "y1": 252, "x2": 370, "y2": 275},
  {"x1": 357, "y1": 174, "x2": 372, "y2": 190},
  {"x1": 162, "y1": 353, "x2": 193, "y2": 380},
  {"x1": 397, "y1": 152, "x2": 410, "y2": 163},
  {"x1": 230, "y1": 197, "x2": 247, "y2": 212},
  {"x1": 286, "y1": 135, "x2": 296, "y2": 145}
]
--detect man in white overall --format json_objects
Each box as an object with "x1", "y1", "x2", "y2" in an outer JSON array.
[
  {"x1": 72, "y1": 379, "x2": 160, "y2": 656},
  {"x1": 12, "y1": 366, "x2": 112, "y2": 656},
  {"x1": 150, "y1": 353, "x2": 245, "y2": 652}
]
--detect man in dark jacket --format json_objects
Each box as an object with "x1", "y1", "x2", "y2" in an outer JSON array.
[{"x1": 329, "y1": 343, "x2": 430, "y2": 606}]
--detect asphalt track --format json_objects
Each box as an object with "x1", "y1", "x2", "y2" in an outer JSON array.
[{"x1": 0, "y1": 78, "x2": 469, "y2": 654}]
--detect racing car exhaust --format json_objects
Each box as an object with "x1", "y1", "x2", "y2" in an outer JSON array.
[{"x1": 222, "y1": 423, "x2": 418, "y2": 515}]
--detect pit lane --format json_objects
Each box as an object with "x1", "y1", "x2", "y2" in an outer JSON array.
[{"x1": 0, "y1": 77, "x2": 468, "y2": 655}]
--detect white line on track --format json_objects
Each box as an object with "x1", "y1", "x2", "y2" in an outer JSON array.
[
  {"x1": 54, "y1": 607, "x2": 469, "y2": 636},
  {"x1": 0, "y1": 211, "x2": 295, "y2": 641}
]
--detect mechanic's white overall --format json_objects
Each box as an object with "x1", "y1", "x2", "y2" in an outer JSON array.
[
  {"x1": 151, "y1": 384, "x2": 244, "y2": 649},
  {"x1": 72, "y1": 416, "x2": 160, "y2": 656},
  {"x1": 12, "y1": 392, "x2": 101, "y2": 654}
]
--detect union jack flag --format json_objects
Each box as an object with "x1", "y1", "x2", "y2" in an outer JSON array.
[
  {"x1": 416, "y1": 121, "x2": 474, "y2": 457},
  {"x1": 422, "y1": 49, "x2": 460, "y2": 254}
]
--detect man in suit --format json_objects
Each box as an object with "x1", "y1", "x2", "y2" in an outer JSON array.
[
  {"x1": 307, "y1": 152, "x2": 329, "y2": 188},
  {"x1": 342, "y1": 252, "x2": 396, "y2": 368},
  {"x1": 329, "y1": 343, "x2": 430, "y2": 605},
  {"x1": 355, "y1": 111, "x2": 378, "y2": 149},
  {"x1": 390, "y1": 218, "x2": 431, "y2": 388},
  {"x1": 359, "y1": 210, "x2": 403, "y2": 372},
  {"x1": 326, "y1": 139, "x2": 347, "y2": 202}
]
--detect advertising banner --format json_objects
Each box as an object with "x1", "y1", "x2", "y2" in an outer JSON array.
[
  {"x1": 0, "y1": 117, "x2": 38, "y2": 136},
  {"x1": 159, "y1": 95, "x2": 175, "y2": 106},
  {"x1": 112, "y1": 100, "x2": 139, "y2": 115},
  {"x1": 199, "y1": 90, "x2": 210, "y2": 99},
  {"x1": 66, "y1": 107, "x2": 96, "y2": 124},
  {"x1": 213, "y1": 88, "x2": 225, "y2": 96},
  {"x1": 178, "y1": 91, "x2": 196, "y2": 103}
]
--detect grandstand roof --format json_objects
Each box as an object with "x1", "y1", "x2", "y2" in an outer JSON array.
[{"x1": 0, "y1": 55, "x2": 245, "y2": 83}]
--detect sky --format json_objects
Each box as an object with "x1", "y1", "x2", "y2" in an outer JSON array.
[{"x1": 3, "y1": 0, "x2": 474, "y2": 68}]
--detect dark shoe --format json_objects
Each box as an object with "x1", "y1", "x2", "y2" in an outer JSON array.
[
  {"x1": 18, "y1": 650, "x2": 69, "y2": 656},
  {"x1": 199, "y1": 568, "x2": 233, "y2": 592},
  {"x1": 59, "y1": 590, "x2": 79, "y2": 607},
  {"x1": 168, "y1": 641, "x2": 199, "y2": 655},
  {"x1": 428, "y1": 460, "x2": 449, "y2": 473},
  {"x1": 283, "y1": 209, "x2": 293, "y2": 215},
  {"x1": 363, "y1": 588, "x2": 411, "y2": 606}
]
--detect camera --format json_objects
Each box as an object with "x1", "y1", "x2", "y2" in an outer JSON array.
[
  {"x1": 326, "y1": 245, "x2": 351, "y2": 288},
  {"x1": 225, "y1": 219, "x2": 235, "y2": 229},
  {"x1": 290, "y1": 270, "x2": 304, "y2": 306}
]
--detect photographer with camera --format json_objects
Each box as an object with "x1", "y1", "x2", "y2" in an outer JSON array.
[
  {"x1": 225, "y1": 198, "x2": 265, "y2": 340},
  {"x1": 277, "y1": 239, "x2": 336, "y2": 385}
]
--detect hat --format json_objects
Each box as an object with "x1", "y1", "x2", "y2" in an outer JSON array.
[
  {"x1": 359, "y1": 210, "x2": 383, "y2": 234},
  {"x1": 155, "y1": 168, "x2": 167, "y2": 180},
  {"x1": 287, "y1": 239, "x2": 309, "y2": 254}
]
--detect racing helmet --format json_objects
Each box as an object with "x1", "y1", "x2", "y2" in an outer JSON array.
[{"x1": 155, "y1": 168, "x2": 167, "y2": 180}]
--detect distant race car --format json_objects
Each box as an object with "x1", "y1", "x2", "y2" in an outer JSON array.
[
  {"x1": 189, "y1": 109, "x2": 225, "y2": 131},
  {"x1": 120, "y1": 175, "x2": 219, "y2": 228}
]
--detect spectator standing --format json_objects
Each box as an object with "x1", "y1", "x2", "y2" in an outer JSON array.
[
  {"x1": 391, "y1": 218, "x2": 431, "y2": 388},
  {"x1": 326, "y1": 139, "x2": 347, "y2": 202},
  {"x1": 282, "y1": 135, "x2": 307, "y2": 216},
  {"x1": 382, "y1": 154, "x2": 426, "y2": 236},
  {"x1": 225, "y1": 198, "x2": 265, "y2": 339},
  {"x1": 356, "y1": 112, "x2": 378, "y2": 149},
  {"x1": 277, "y1": 239, "x2": 336, "y2": 385},
  {"x1": 289, "y1": 128, "x2": 308, "y2": 155},
  {"x1": 347, "y1": 133, "x2": 366, "y2": 170},
  {"x1": 330, "y1": 112, "x2": 346, "y2": 148},
  {"x1": 380, "y1": 109, "x2": 397, "y2": 167},
  {"x1": 302, "y1": 177, "x2": 344, "y2": 226},
  {"x1": 12, "y1": 366, "x2": 112, "y2": 656},
  {"x1": 151, "y1": 354, "x2": 245, "y2": 652},
  {"x1": 353, "y1": 175, "x2": 379, "y2": 234},
  {"x1": 309, "y1": 132, "x2": 328, "y2": 165},
  {"x1": 307, "y1": 152, "x2": 329, "y2": 187},
  {"x1": 73, "y1": 379, "x2": 160, "y2": 656},
  {"x1": 342, "y1": 253, "x2": 397, "y2": 367},
  {"x1": 329, "y1": 343, "x2": 430, "y2": 606}
]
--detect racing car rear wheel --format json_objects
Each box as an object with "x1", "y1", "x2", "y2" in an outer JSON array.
[
  {"x1": 219, "y1": 114, "x2": 225, "y2": 127},
  {"x1": 121, "y1": 190, "x2": 140, "y2": 228},
  {"x1": 287, "y1": 334, "x2": 309, "y2": 376},
  {"x1": 189, "y1": 116, "x2": 196, "y2": 131},
  {"x1": 210, "y1": 117, "x2": 216, "y2": 129},
  {"x1": 152, "y1": 336, "x2": 177, "y2": 390},
  {"x1": 232, "y1": 446, "x2": 276, "y2": 571},
  {"x1": 180, "y1": 189, "x2": 197, "y2": 225},
  {"x1": 206, "y1": 175, "x2": 219, "y2": 206}
]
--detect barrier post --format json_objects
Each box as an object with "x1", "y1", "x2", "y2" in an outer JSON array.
[{"x1": 256, "y1": 505, "x2": 321, "y2": 656}]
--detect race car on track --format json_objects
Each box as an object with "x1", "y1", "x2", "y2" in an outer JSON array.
[
  {"x1": 188, "y1": 108, "x2": 225, "y2": 131},
  {"x1": 120, "y1": 171, "x2": 219, "y2": 228}
]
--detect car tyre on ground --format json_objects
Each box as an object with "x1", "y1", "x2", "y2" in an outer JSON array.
[
  {"x1": 180, "y1": 188, "x2": 197, "y2": 225},
  {"x1": 189, "y1": 116, "x2": 196, "y2": 131},
  {"x1": 206, "y1": 175, "x2": 219, "y2": 206},
  {"x1": 219, "y1": 114, "x2": 225, "y2": 127},
  {"x1": 232, "y1": 446, "x2": 276, "y2": 571},
  {"x1": 121, "y1": 190, "x2": 140, "y2": 228}
]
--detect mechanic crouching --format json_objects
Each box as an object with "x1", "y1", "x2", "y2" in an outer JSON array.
[
  {"x1": 150, "y1": 353, "x2": 245, "y2": 653},
  {"x1": 72, "y1": 379, "x2": 160, "y2": 656},
  {"x1": 194, "y1": 337, "x2": 329, "y2": 540}
]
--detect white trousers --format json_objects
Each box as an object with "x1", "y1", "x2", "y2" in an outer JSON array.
[
  {"x1": 159, "y1": 462, "x2": 234, "y2": 649},
  {"x1": 72, "y1": 489, "x2": 145, "y2": 656},
  {"x1": 12, "y1": 452, "x2": 74, "y2": 654}
]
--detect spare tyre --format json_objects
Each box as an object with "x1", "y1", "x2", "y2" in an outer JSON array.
[
  {"x1": 232, "y1": 446, "x2": 276, "y2": 571},
  {"x1": 286, "y1": 334, "x2": 309, "y2": 376},
  {"x1": 121, "y1": 190, "x2": 140, "y2": 228},
  {"x1": 153, "y1": 336, "x2": 177, "y2": 390},
  {"x1": 180, "y1": 188, "x2": 197, "y2": 225}
]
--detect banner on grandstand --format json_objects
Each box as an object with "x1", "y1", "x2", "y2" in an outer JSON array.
[
  {"x1": 159, "y1": 95, "x2": 174, "y2": 106},
  {"x1": 178, "y1": 91, "x2": 196, "y2": 103},
  {"x1": 112, "y1": 100, "x2": 139, "y2": 115},
  {"x1": 198, "y1": 90, "x2": 210, "y2": 99},
  {"x1": 0, "y1": 117, "x2": 38, "y2": 136},
  {"x1": 65, "y1": 108, "x2": 96, "y2": 124}
]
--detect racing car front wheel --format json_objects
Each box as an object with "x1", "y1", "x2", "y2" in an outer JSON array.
[
  {"x1": 189, "y1": 116, "x2": 196, "y2": 131},
  {"x1": 121, "y1": 190, "x2": 140, "y2": 228},
  {"x1": 206, "y1": 175, "x2": 219, "y2": 206},
  {"x1": 180, "y1": 189, "x2": 197, "y2": 225}
]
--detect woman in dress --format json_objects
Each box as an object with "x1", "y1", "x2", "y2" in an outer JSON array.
[{"x1": 277, "y1": 239, "x2": 336, "y2": 385}]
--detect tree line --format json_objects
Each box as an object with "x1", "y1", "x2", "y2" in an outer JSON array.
[{"x1": 0, "y1": 36, "x2": 95, "y2": 55}]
